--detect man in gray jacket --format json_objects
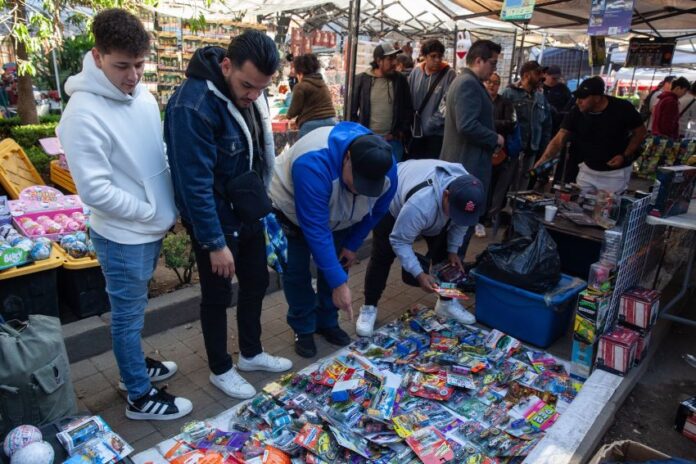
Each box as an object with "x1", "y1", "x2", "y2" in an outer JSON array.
[
  {"x1": 407, "y1": 39, "x2": 456, "y2": 159},
  {"x1": 440, "y1": 39, "x2": 503, "y2": 260},
  {"x1": 357, "y1": 159, "x2": 485, "y2": 336}
]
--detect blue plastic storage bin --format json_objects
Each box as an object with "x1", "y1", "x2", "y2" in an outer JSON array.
[{"x1": 471, "y1": 270, "x2": 587, "y2": 348}]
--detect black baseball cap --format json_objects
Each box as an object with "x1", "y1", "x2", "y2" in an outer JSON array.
[
  {"x1": 447, "y1": 174, "x2": 485, "y2": 226},
  {"x1": 349, "y1": 135, "x2": 393, "y2": 197},
  {"x1": 373, "y1": 43, "x2": 402, "y2": 61},
  {"x1": 543, "y1": 64, "x2": 562, "y2": 77},
  {"x1": 573, "y1": 76, "x2": 605, "y2": 99}
]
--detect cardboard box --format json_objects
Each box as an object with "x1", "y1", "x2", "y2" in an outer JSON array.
[
  {"x1": 618, "y1": 322, "x2": 652, "y2": 364},
  {"x1": 596, "y1": 327, "x2": 639, "y2": 376},
  {"x1": 619, "y1": 287, "x2": 661, "y2": 330},
  {"x1": 589, "y1": 440, "x2": 669, "y2": 463},
  {"x1": 570, "y1": 335, "x2": 597, "y2": 381},
  {"x1": 649, "y1": 165, "x2": 696, "y2": 218},
  {"x1": 675, "y1": 396, "x2": 696, "y2": 443}
]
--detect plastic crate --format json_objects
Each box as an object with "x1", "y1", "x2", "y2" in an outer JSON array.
[
  {"x1": 471, "y1": 270, "x2": 587, "y2": 348},
  {"x1": 56, "y1": 245, "x2": 109, "y2": 319},
  {"x1": 0, "y1": 247, "x2": 63, "y2": 321},
  {"x1": 0, "y1": 138, "x2": 45, "y2": 198},
  {"x1": 50, "y1": 160, "x2": 77, "y2": 194}
]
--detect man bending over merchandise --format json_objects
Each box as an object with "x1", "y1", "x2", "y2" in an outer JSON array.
[
  {"x1": 269, "y1": 122, "x2": 397, "y2": 358},
  {"x1": 357, "y1": 159, "x2": 485, "y2": 336}
]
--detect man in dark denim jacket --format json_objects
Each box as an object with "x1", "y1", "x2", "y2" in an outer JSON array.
[
  {"x1": 164, "y1": 31, "x2": 291, "y2": 401},
  {"x1": 502, "y1": 61, "x2": 552, "y2": 191}
]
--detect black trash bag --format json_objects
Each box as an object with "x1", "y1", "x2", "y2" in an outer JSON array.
[{"x1": 476, "y1": 211, "x2": 561, "y2": 293}]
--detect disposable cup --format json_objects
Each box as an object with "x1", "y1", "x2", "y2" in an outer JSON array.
[{"x1": 545, "y1": 205, "x2": 558, "y2": 222}]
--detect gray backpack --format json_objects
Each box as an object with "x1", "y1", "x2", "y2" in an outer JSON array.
[{"x1": 0, "y1": 315, "x2": 77, "y2": 438}]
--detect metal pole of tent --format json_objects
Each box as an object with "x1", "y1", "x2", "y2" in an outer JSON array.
[
  {"x1": 508, "y1": 28, "x2": 517, "y2": 85},
  {"x1": 453, "y1": 23, "x2": 458, "y2": 70},
  {"x1": 52, "y1": 48, "x2": 63, "y2": 113},
  {"x1": 343, "y1": 0, "x2": 361, "y2": 121},
  {"x1": 539, "y1": 32, "x2": 548, "y2": 65},
  {"x1": 514, "y1": 23, "x2": 528, "y2": 80},
  {"x1": 630, "y1": 66, "x2": 637, "y2": 94},
  {"x1": 575, "y1": 48, "x2": 582, "y2": 89}
]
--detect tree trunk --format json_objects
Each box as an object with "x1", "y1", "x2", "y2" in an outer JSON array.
[{"x1": 12, "y1": 0, "x2": 39, "y2": 125}]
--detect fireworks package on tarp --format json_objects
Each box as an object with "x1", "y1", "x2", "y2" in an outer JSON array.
[
  {"x1": 675, "y1": 396, "x2": 696, "y2": 444},
  {"x1": 476, "y1": 211, "x2": 561, "y2": 294}
]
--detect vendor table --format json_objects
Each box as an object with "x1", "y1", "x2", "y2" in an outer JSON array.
[{"x1": 646, "y1": 202, "x2": 696, "y2": 327}]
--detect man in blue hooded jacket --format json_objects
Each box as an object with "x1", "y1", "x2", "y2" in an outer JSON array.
[{"x1": 269, "y1": 122, "x2": 397, "y2": 358}]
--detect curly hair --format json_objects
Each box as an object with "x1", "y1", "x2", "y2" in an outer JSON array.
[
  {"x1": 92, "y1": 9, "x2": 150, "y2": 57},
  {"x1": 293, "y1": 54, "x2": 320, "y2": 75}
]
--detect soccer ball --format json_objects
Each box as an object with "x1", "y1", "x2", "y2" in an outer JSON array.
[
  {"x1": 3, "y1": 425, "x2": 42, "y2": 458},
  {"x1": 10, "y1": 441, "x2": 54, "y2": 464}
]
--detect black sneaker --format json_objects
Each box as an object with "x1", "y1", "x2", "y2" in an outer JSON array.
[
  {"x1": 118, "y1": 357, "x2": 178, "y2": 391},
  {"x1": 317, "y1": 326, "x2": 351, "y2": 346},
  {"x1": 294, "y1": 333, "x2": 317, "y2": 358},
  {"x1": 126, "y1": 386, "x2": 192, "y2": 421}
]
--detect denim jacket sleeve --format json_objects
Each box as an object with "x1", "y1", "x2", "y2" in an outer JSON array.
[{"x1": 165, "y1": 105, "x2": 226, "y2": 250}]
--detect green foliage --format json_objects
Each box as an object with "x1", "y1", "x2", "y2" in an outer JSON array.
[
  {"x1": 10, "y1": 122, "x2": 59, "y2": 148},
  {"x1": 162, "y1": 230, "x2": 196, "y2": 286},
  {"x1": 32, "y1": 34, "x2": 95, "y2": 99},
  {"x1": 0, "y1": 115, "x2": 60, "y2": 140},
  {"x1": 25, "y1": 145, "x2": 51, "y2": 182}
]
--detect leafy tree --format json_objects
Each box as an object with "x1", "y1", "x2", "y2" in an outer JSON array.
[{"x1": 1, "y1": 0, "x2": 157, "y2": 124}]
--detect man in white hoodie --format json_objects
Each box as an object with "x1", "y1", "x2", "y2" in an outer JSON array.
[
  {"x1": 57, "y1": 9, "x2": 192, "y2": 421},
  {"x1": 357, "y1": 159, "x2": 485, "y2": 336}
]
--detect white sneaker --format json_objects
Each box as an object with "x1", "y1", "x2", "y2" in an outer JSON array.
[
  {"x1": 475, "y1": 223, "x2": 486, "y2": 238},
  {"x1": 118, "y1": 357, "x2": 178, "y2": 392},
  {"x1": 209, "y1": 368, "x2": 256, "y2": 399},
  {"x1": 237, "y1": 352, "x2": 292, "y2": 373},
  {"x1": 435, "y1": 298, "x2": 476, "y2": 325},
  {"x1": 356, "y1": 305, "x2": 378, "y2": 337}
]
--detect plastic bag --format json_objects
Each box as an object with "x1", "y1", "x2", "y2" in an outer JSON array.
[{"x1": 476, "y1": 211, "x2": 561, "y2": 293}]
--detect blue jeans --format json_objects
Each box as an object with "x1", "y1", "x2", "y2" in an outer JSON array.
[
  {"x1": 91, "y1": 230, "x2": 162, "y2": 400},
  {"x1": 298, "y1": 117, "x2": 337, "y2": 138},
  {"x1": 283, "y1": 227, "x2": 350, "y2": 335},
  {"x1": 389, "y1": 140, "x2": 404, "y2": 162}
]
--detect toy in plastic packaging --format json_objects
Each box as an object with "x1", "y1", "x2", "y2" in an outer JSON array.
[
  {"x1": 408, "y1": 370, "x2": 453, "y2": 401},
  {"x1": 292, "y1": 424, "x2": 338, "y2": 461},
  {"x1": 392, "y1": 411, "x2": 430, "y2": 438},
  {"x1": 404, "y1": 426, "x2": 454, "y2": 464},
  {"x1": 58, "y1": 416, "x2": 133, "y2": 464}
]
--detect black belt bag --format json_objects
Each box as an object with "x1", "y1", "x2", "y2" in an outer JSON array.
[{"x1": 215, "y1": 171, "x2": 272, "y2": 225}]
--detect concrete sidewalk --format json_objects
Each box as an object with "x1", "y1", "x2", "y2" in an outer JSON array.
[{"x1": 67, "y1": 238, "x2": 491, "y2": 452}]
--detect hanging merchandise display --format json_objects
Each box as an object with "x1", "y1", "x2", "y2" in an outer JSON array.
[
  {"x1": 587, "y1": 0, "x2": 634, "y2": 36},
  {"x1": 500, "y1": 0, "x2": 536, "y2": 22}
]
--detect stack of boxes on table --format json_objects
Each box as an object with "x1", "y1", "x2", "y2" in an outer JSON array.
[{"x1": 570, "y1": 226, "x2": 661, "y2": 380}]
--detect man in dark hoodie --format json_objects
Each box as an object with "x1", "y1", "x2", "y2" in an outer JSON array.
[
  {"x1": 164, "y1": 31, "x2": 292, "y2": 400},
  {"x1": 351, "y1": 42, "x2": 413, "y2": 162}
]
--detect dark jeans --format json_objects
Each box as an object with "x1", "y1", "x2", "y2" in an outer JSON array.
[
  {"x1": 407, "y1": 135, "x2": 444, "y2": 160},
  {"x1": 485, "y1": 157, "x2": 518, "y2": 224},
  {"x1": 282, "y1": 226, "x2": 350, "y2": 335},
  {"x1": 364, "y1": 214, "x2": 448, "y2": 307},
  {"x1": 185, "y1": 222, "x2": 268, "y2": 375},
  {"x1": 514, "y1": 149, "x2": 540, "y2": 191}
]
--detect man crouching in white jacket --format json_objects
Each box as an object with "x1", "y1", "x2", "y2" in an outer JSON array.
[{"x1": 57, "y1": 8, "x2": 192, "y2": 421}]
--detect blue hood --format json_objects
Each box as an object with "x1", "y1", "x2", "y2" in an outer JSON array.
[{"x1": 327, "y1": 121, "x2": 372, "y2": 169}]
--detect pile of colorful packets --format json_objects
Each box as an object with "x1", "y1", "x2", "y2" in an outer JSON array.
[{"x1": 163, "y1": 305, "x2": 583, "y2": 464}]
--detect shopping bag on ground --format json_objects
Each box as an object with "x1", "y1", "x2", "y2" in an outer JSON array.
[{"x1": 476, "y1": 211, "x2": 561, "y2": 293}]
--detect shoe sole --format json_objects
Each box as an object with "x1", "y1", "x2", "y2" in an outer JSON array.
[
  {"x1": 209, "y1": 376, "x2": 256, "y2": 399},
  {"x1": 117, "y1": 365, "x2": 178, "y2": 392},
  {"x1": 355, "y1": 327, "x2": 374, "y2": 337},
  {"x1": 125, "y1": 407, "x2": 191, "y2": 421},
  {"x1": 237, "y1": 363, "x2": 291, "y2": 373}
]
